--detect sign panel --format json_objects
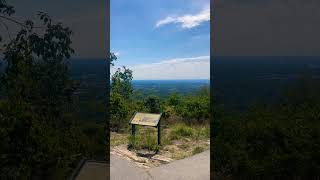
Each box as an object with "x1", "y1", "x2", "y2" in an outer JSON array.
[{"x1": 130, "y1": 112, "x2": 161, "y2": 126}]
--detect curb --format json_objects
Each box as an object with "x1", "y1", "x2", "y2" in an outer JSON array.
[
  {"x1": 69, "y1": 158, "x2": 109, "y2": 180},
  {"x1": 69, "y1": 158, "x2": 88, "y2": 180}
]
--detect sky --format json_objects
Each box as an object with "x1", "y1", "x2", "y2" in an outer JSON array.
[
  {"x1": 111, "y1": 0, "x2": 210, "y2": 80},
  {"x1": 214, "y1": 0, "x2": 320, "y2": 56},
  {"x1": 2, "y1": 0, "x2": 106, "y2": 59},
  {"x1": 1, "y1": 0, "x2": 210, "y2": 80}
]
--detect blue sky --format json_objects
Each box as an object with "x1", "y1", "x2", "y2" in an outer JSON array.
[{"x1": 111, "y1": 0, "x2": 210, "y2": 80}]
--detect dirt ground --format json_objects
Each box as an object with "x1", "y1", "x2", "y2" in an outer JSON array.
[{"x1": 110, "y1": 132, "x2": 210, "y2": 169}]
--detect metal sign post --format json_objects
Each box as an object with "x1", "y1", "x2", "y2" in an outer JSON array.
[
  {"x1": 129, "y1": 112, "x2": 162, "y2": 150},
  {"x1": 157, "y1": 121, "x2": 161, "y2": 145}
]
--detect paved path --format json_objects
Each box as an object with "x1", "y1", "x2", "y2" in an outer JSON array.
[
  {"x1": 110, "y1": 150, "x2": 210, "y2": 180},
  {"x1": 110, "y1": 155, "x2": 151, "y2": 180},
  {"x1": 75, "y1": 161, "x2": 108, "y2": 180}
]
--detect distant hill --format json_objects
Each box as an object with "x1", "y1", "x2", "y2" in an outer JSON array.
[
  {"x1": 213, "y1": 56, "x2": 320, "y2": 111},
  {"x1": 132, "y1": 79, "x2": 209, "y2": 97},
  {"x1": 69, "y1": 59, "x2": 209, "y2": 99}
]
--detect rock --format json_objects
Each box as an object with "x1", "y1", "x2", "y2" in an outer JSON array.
[{"x1": 152, "y1": 155, "x2": 173, "y2": 163}]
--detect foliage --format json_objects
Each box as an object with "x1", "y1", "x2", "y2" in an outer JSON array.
[
  {"x1": 108, "y1": 52, "x2": 117, "y2": 66},
  {"x1": 128, "y1": 128, "x2": 160, "y2": 152},
  {"x1": 0, "y1": 0, "x2": 15, "y2": 43},
  {"x1": 192, "y1": 146, "x2": 205, "y2": 155},
  {"x1": 167, "y1": 91, "x2": 181, "y2": 107},
  {"x1": 0, "y1": 4, "x2": 82, "y2": 179},
  {"x1": 175, "y1": 95, "x2": 210, "y2": 124},
  {"x1": 110, "y1": 91, "x2": 131, "y2": 132},
  {"x1": 1, "y1": 11, "x2": 75, "y2": 127},
  {"x1": 169, "y1": 123, "x2": 194, "y2": 140},
  {"x1": 194, "y1": 126, "x2": 210, "y2": 140},
  {"x1": 213, "y1": 77, "x2": 320, "y2": 179},
  {"x1": 144, "y1": 95, "x2": 161, "y2": 113},
  {"x1": 110, "y1": 66, "x2": 134, "y2": 132},
  {"x1": 77, "y1": 122, "x2": 105, "y2": 159},
  {"x1": 111, "y1": 66, "x2": 133, "y2": 99}
]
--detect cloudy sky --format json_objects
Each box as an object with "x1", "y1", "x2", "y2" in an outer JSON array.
[
  {"x1": 2, "y1": 1, "x2": 210, "y2": 80},
  {"x1": 111, "y1": 0, "x2": 210, "y2": 80}
]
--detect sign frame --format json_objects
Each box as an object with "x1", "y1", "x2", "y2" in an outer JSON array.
[
  {"x1": 128, "y1": 111, "x2": 162, "y2": 151},
  {"x1": 129, "y1": 111, "x2": 161, "y2": 127}
]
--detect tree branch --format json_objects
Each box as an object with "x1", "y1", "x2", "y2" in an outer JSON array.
[
  {"x1": 0, "y1": 18, "x2": 12, "y2": 41},
  {"x1": 0, "y1": 15, "x2": 45, "y2": 29}
]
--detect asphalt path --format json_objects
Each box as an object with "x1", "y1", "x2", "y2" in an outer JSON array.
[
  {"x1": 75, "y1": 161, "x2": 108, "y2": 180},
  {"x1": 110, "y1": 150, "x2": 210, "y2": 180}
]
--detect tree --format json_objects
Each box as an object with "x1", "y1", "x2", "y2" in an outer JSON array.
[
  {"x1": 176, "y1": 95, "x2": 210, "y2": 124},
  {"x1": 167, "y1": 91, "x2": 181, "y2": 107},
  {"x1": 144, "y1": 95, "x2": 161, "y2": 113},
  {"x1": 110, "y1": 91, "x2": 130, "y2": 132},
  {"x1": 111, "y1": 66, "x2": 133, "y2": 99},
  {"x1": 110, "y1": 65, "x2": 133, "y2": 132},
  {"x1": 1, "y1": 11, "x2": 75, "y2": 127},
  {"x1": 0, "y1": 2, "x2": 79, "y2": 178},
  {"x1": 213, "y1": 78, "x2": 320, "y2": 179}
]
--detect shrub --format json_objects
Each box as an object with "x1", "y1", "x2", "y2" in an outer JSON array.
[
  {"x1": 175, "y1": 95, "x2": 209, "y2": 124},
  {"x1": 110, "y1": 92, "x2": 130, "y2": 132},
  {"x1": 213, "y1": 103, "x2": 320, "y2": 179},
  {"x1": 195, "y1": 126, "x2": 210, "y2": 140},
  {"x1": 144, "y1": 95, "x2": 161, "y2": 113},
  {"x1": 169, "y1": 124, "x2": 194, "y2": 140}
]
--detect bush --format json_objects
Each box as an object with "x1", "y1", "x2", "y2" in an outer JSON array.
[
  {"x1": 195, "y1": 126, "x2": 210, "y2": 140},
  {"x1": 110, "y1": 92, "x2": 130, "y2": 132},
  {"x1": 213, "y1": 103, "x2": 320, "y2": 179},
  {"x1": 144, "y1": 95, "x2": 161, "y2": 113},
  {"x1": 169, "y1": 124, "x2": 194, "y2": 140},
  {"x1": 175, "y1": 95, "x2": 209, "y2": 124},
  {"x1": 110, "y1": 66, "x2": 133, "y2": 132}
]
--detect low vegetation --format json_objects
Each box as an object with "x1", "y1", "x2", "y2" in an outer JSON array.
[
  {"x1": 192, "y1": 146, "x2": 205, "y2": 155},
  {"x1": 169, "y1": 123, "x2": 194, "y2": 140},
  {"x1": 111, "y1": 122, "x2": 210, "y2": 161},
  {"x1": 213, "y1": 76, "x2": 320, "y2": 179}
]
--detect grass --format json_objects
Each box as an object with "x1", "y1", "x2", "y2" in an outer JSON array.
[
  {"x1": 178, "y1": 144, "x2": 190, "y2": 150},
  {"x1": 110, "y1": 132, "x2": 128, "y2": 147},
  {"x1": 194, "y1": 126, "x2": 210, "y2": 140},
  {"x1": 169, "y1": 123, "x2": 194, "y2": 140},
  {"x1": 128, "y1": 127, "x2": 160, "y2": 151},
  {"x1": 192, "y1": 146, "x2": 205, "y2": 155},
  {"x1": 111, "y1": 122, "x2": 210, "y2": 160},
  {"x1": 168, "y1": 123, "x2": 209, "y2": 140}
]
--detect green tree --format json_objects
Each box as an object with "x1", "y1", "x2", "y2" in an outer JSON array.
[
  {"x1": 1, "y1": 11, "x2": 75, "y2": 128},
  {"x1": 167, "y1": 91, "x2": 181, "y2": 107},
  {"x1": 111, "y1": 66, "x2": 133, "y2": 99},
  {"x1": 176, "y1": 95, "x2": 210, "y2": 124},
  {"x1": 213, "y1": 78, "x2": 320, "y2": 179},
  {"x1": 0, "y1": 3, "x2": 79, "y2": 178},
  {"x1": 110, "y1": 91, "x2": 130, "y2": 132},
  {"x1": 144, "y1": 95, "x2": 161, "y2": 113},
  {"x1": 110, "y1": 66, "x2": 133, "y2": 132}
]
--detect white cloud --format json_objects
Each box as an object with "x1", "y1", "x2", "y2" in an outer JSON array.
[
  {"x1": 125, "y1": 56, "x2": 210, "y2": 80},
  {"x1": 114, "y1": 52, "x2": 120, "y2": 57},
  {"x1": 156, "y1": 6, "x2": 210, "y2": 29}
]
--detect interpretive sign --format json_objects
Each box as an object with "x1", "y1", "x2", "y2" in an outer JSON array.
[
  {"x1": 130, "y1": 112, "x2": 161, "y2": 127},
  {"x1": 129, "y1": 112, "x2": 162, "y2": 149}
]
